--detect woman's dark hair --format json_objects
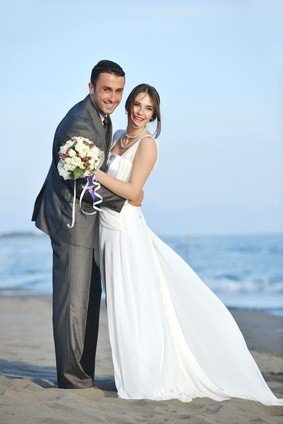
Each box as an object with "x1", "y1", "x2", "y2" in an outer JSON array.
[
  {"x1": 90, "y1": 60, "x2": 125, "y2": 87},
  {"x1": 125, "y1": 84, "x2": 161, "y2": 138}
]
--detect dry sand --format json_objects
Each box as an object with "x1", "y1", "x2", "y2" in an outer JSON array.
[{"x1": 0, "y1": 296, "x2": 282, "y2": 423}]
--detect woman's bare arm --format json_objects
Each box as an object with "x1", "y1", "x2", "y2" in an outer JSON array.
[{"x1": 95, "y1": 137, "x2": 157, "y2": 201}]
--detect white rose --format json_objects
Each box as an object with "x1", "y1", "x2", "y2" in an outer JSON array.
[
  {"x1": 95, "y1": 153, "x2": 104, "y2": 169},
  {"x1": 58, "y1": 162, "x2": 70, "y2": 180},
  {"x1": 88, "y1": 159, "x2": 95, "y2": 170},
  {"x1": 70, "y1": 156, "x2": 83, "y2": 168},
  {"x1": 68, "y1": 149, "x2": 76, "y2": 157},
  {"x1": 64, "y1": 162, "x2": 76, "y2": 171},
  {"x1": 59, "y1": 145, "x2": 68, "y2": 155},
  {"x1": 92, "y1": 145, "x2": 100, "y2": 156},
  {"x1": 76, "y1": 144, "x2": 89, "y2": 158},
  {"x1": 75, "y1": 137, "x2": 85, "y2": 146}
]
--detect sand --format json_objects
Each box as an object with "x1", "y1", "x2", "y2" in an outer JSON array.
[{"x1": 0, "y1": 295, "x2": 282, "y2": 423}]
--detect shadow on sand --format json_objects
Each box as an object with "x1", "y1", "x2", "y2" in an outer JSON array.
[{"x1": 0, "y1": 358, "x2": 117, "y2": 393}]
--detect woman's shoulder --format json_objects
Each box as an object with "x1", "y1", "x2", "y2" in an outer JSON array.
[
  {"x1": 136, "y1": 134, "x2": 158, "y2": 161},
  {"x1": 139, "y1": 133, "x2": 158, "y2": 149}
]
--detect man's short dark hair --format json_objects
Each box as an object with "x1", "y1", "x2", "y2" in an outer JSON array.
[{"x1": 90, "y1": 60, "x2": 125, "y2": 87}]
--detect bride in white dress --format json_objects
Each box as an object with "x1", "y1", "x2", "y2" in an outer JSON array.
[{"x1": 94, "y1": 84, "x2": 283, "y2": 405}]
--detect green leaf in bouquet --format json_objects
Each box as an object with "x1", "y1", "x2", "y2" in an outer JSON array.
[{"x1": 71, "y1": 167, "x2": 84, "y2": 180}]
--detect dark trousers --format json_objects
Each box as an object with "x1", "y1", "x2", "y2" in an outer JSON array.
[{"x1": 51, "y1": 237, "x2": 101, "y2": 389}]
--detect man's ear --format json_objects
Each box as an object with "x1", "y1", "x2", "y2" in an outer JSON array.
[{"x1": 88, "y1": 82, "x2": 94, "y2": 94}]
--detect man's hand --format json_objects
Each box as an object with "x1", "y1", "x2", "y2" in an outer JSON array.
[{"x1": 129, "y1": 190, "x2": 144, "y2": 207}]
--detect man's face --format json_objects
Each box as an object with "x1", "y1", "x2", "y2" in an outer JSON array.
[{"x1": 89, "y1": 72, "x2": 125, "y2": 116}]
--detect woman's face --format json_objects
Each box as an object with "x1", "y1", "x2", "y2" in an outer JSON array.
[{"x1": 129, "y1": 92, "x2": 154, "y2": 129}]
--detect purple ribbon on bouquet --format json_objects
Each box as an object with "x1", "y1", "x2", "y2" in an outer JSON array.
[
  {"x1": 81, "y1": 174, "x2": 103, "y2": 213},
  {"x1": 87, "y1": 175, "x2": 97, "y2": 202}
]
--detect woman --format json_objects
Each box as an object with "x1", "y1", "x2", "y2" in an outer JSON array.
[{"x1": 95, "y1": 84, "x2": 283, "y2": 405}]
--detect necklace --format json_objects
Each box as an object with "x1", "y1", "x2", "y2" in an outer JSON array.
[{"x1": 120, "y1": 128, "x2": 147, "y2": 149}]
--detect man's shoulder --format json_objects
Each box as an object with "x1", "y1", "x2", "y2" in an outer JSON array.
[
  {"x1": 63, "y1": 96, "x2": 89, "y2": 122},
  {"x1": 54, "y1": 96, "x2": 91, "y2": 140}
]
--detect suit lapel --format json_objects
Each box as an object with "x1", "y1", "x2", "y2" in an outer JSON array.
[
  {"x1": 106, "y1": 117, "x2": 113, "y2": 150},
  {"x1": 86, "y1": 97, "x2": 106, "y2": 148}
]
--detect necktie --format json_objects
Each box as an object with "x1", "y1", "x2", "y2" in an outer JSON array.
[
  {"x1": 102, "y1": 116, "x2": 110, "y2": 140},
  {"x1": 103, "y1": 115, "x2": 109, "y2": 128},
  {"x1": 103, "y1": 116, "x2": 110, "y2": 144}
]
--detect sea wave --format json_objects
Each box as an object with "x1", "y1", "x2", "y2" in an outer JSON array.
[
  {"x1": 206, "y1": 278, "x2": 283, "y2": 294},
  {"x1": 1, "y1": 232, "x2": 282, "y2": 314}
]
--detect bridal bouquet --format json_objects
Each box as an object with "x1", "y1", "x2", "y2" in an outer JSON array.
[
  {"x1": 57, "y1": 136, "x2": 104, "y2": 228},
  {"x1": 58, "y1": 136, "x2": 103, "y2": 180}
]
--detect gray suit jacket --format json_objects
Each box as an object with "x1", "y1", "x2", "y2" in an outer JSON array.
[{"x1": 32, "y1": 95, "x2": 125, "y2": 249}]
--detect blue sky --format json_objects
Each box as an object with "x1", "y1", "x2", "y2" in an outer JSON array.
[{"x1": 1, "y1": 0, "x2": 282, "y2": 236}]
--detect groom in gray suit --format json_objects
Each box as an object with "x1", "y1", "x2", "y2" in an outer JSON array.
[{"x1": 32, "y1": 60, "x2": 141, "y2": 389}]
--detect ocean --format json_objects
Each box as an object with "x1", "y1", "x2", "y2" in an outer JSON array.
[{"x1": 0, "y1": 232, "x2": 282, "y2": 315}]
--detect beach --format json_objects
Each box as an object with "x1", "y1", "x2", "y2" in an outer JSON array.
[{"x1": 0, "y1": 296, "x2": 282, "y2": 423}]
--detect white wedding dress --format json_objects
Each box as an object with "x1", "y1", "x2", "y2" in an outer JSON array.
[{"x1": 98, "y1": 130, "x2": 283, "y2": 405}]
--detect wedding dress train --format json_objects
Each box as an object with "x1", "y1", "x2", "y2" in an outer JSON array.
[{"x1": 98, "y1": 131, "x2": 283, "y2": 405}]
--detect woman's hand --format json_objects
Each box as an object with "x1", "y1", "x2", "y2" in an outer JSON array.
[{"x1": 129, "y1": 190, "x2": 144, "y2": 206}]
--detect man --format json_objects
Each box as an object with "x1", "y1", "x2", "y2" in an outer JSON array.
[{"x1": 32, "y1": 60, "x2": 142, "y2": 389}]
